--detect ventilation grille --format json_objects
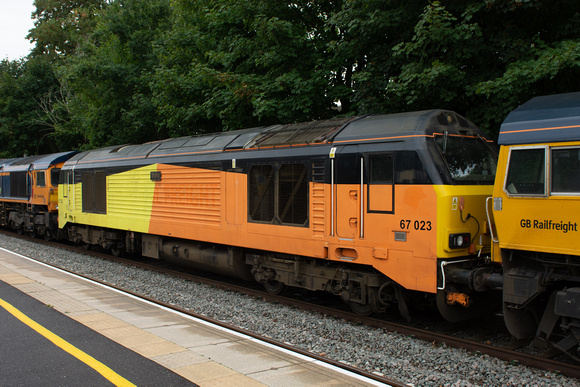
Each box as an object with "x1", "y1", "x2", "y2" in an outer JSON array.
[{"x1": 248, "y1": 117, "x2": 356, "y2": 148}]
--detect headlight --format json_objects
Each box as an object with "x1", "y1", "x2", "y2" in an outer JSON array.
[{"x1": 449, "y1": 233, "x2": 471, "y2": 249}]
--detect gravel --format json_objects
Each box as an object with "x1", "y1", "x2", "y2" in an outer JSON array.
[{"x1": 1, "y1": 234, "x2": 577, "y2": 387}]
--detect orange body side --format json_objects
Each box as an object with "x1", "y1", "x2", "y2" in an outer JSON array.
[{"x1": 147, "y1": 164, "x2": 439, "y2": 293}]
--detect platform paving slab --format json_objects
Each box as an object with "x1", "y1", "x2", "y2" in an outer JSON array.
[{"x1": 0, "y1": 248, "x2": 384, "y2": 387}]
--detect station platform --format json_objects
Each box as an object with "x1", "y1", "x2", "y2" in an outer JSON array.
[{"x1": 0, "y1": 248, "x2": 384, "y2": 386}]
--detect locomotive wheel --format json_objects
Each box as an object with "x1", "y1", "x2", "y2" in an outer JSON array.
[
  {"x1": 377, "y1": 281, "x2": 396, "y2": 309},
  {"x1": 348, "y1": 300, "x2": 373, "y2": 316},
  {"x1": 263, "y1": 280, "x2": 285, "y2": 295},
  {"x1": 111, "y1": 245, "x2": 124, "y2": 257},
  {"x1": 503, "y1": 302, "x2": 538, "y2": 339},
  {"x1": 44, "y1": 230, "x2": 52, "y2": 241}
]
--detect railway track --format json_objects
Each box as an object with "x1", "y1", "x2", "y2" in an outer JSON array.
[{"x1": 6, "y1": 230, "x2": 580, "y2": 381}]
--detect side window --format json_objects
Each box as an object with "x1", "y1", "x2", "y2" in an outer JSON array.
[
  {"x1": 10, "y1": 172, "x2": 28, "y2": 198},
  {"x1": 504, "y1": 147, "x2": 546, "y2": 195},
  {"x1": 249, "y1": 165, "x2": 275, "y2": 222},
  {"x1": 94, "y1": 172, "x2": 107, "y2": 213},
  {"x1": 36, "y1": 171, "x2": 46, "y2": 187},
  {"x1": 82, "y1": 173, "x2": 94, "y2": 212},
  {"x1": 248, "y1": 163, "x2": 308, "y2": 226},
  {"x1": 279, "y1": 164, "x2": 307, "y2": 225},
  {"x1": 0, "y1": 175, "x2": 7, "y2": 197},
  {"x1": 82, "y1": 171, "x2": 107, "y2": 213},
  {"x1": 395, "y1": 151, "x2": 431, "y2": 184},
  {"x1": 552, "y1": 147, "x2": 580, "y2": 194}
]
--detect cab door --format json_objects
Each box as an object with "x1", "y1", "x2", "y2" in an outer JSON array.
[{"x1": 335, "y1": 145, "x2": 361, "y2": 239}]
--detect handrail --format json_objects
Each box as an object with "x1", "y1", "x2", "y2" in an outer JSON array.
[
  {"x1": 360, "y1": 158, "x2": 364, "y2": 239},
  {"x1": 485, "y1": 196, "x2": 499, "y2": 243},
  {"x1": 331, "y1": 158, "x2": 335, "y2": 236}
]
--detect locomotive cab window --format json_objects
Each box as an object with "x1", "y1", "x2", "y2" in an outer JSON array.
[
  {"x1": 249, "y1": 163, "x2": 308, "y2": 226},
  {"x1": 552, "y1": 147, "x2": 580, "y2": 195},
  {"x1": 367, "y1": 154, "x2": 393, "y2": 213},
  {"x1": 36, "y1": 171, "x2": 46, "y2": 187},
  {"x1": 395, "y1": 151, "x2": 431, "y2": 184},
  {"x1": 51, "y1": 168, "x2": 60, "y2": 187},
  {"x1": 504, "y1": 146, "x2": 546, "y2": 196}
]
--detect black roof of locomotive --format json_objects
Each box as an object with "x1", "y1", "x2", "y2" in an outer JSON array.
[
  {"x1": 0, "y1": 151, "x2": 78, "y2": 172},
  {"x1": 499, "y1": 91, "x2": 580, "y2": 145},
  {"x1": 64, "y1": 109, "x2": 485, "y2": 169},
  {"x1": 332, "y1": 110, "x2": 478, "y2": 144}
]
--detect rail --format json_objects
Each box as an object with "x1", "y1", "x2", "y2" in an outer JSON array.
[{"x1": 3, "y1": 230, "x2": 580, "y2": 381}]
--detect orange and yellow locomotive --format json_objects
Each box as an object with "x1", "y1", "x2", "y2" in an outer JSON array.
[{"x1": 53, "y1": 110, "x2": 498, "y2": 321}]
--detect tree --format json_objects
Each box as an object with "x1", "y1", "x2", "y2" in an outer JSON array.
[
  {"x1": 9, "y1": 0, "x2": 579, "y2": 150},
  {"x1": 151, "y1": 0, "x2": 335, "y2": 136},
  {"x1": 473, "y1": 0, "x2": 580, "y2": 136},
  {"x1": 389, "y1": 2, "x2": 483, "y2": 112},
  {"x1": 28, "y1": 0, "x2": 108, "y2": 60},
  {"x1": 0, "y1": 57, "x2": 63, "y2": 157},
  {"x1": 324, "y1": 0, "x2": 424, "y2": 115},
  {"x1": 388, "y1": 0, "x2": 580, "y2": 138},
  {"x1": 56, "y1": 0, "x2": 172, "y2": 149}
]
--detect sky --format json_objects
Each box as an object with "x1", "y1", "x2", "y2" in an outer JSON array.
[{"x1": 0, "y1": 1, "x2": 36, "y2": 60}]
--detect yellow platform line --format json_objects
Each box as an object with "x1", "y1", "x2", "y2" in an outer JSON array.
[{"x1": 0, "y1": 298, "x2": 136, "y2": 387}]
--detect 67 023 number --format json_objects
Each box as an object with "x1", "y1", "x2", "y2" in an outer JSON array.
[{"x1": 400, "y1": 219, "x2": 432, "y2": 231}]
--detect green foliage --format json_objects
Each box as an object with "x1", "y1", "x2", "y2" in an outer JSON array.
[
  {"x1": 0, "y1": 57, "x2": 63, "y2": 157},
  {"x1": 471, "y1": 0, "x2": 580, "y2": 136},
  {"x1": 390, "y1": 2, "x2": 483, "y2": 110},
  {"x1": 28, "y1": 0, "x2": 107, "y2": 60},
  {"x1": 0, "y1": 0, "x2": 579, "y2": 157},
  {"x1": 388, "y1": 0, "x2": 580, "y2": 138},
  {"x1": 56, "y1": 0, "x2": 172, "y2": 149},
  {"x1": 325, "y1": 0, "x2": 424, "y2": 114},
  {"x1": 152, "y1": 0, "x2": 334, "y2": 135}
]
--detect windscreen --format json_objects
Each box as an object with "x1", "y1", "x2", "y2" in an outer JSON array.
[{"x1": 434, "y1": 134, "x2": 498, "y2": 184}]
